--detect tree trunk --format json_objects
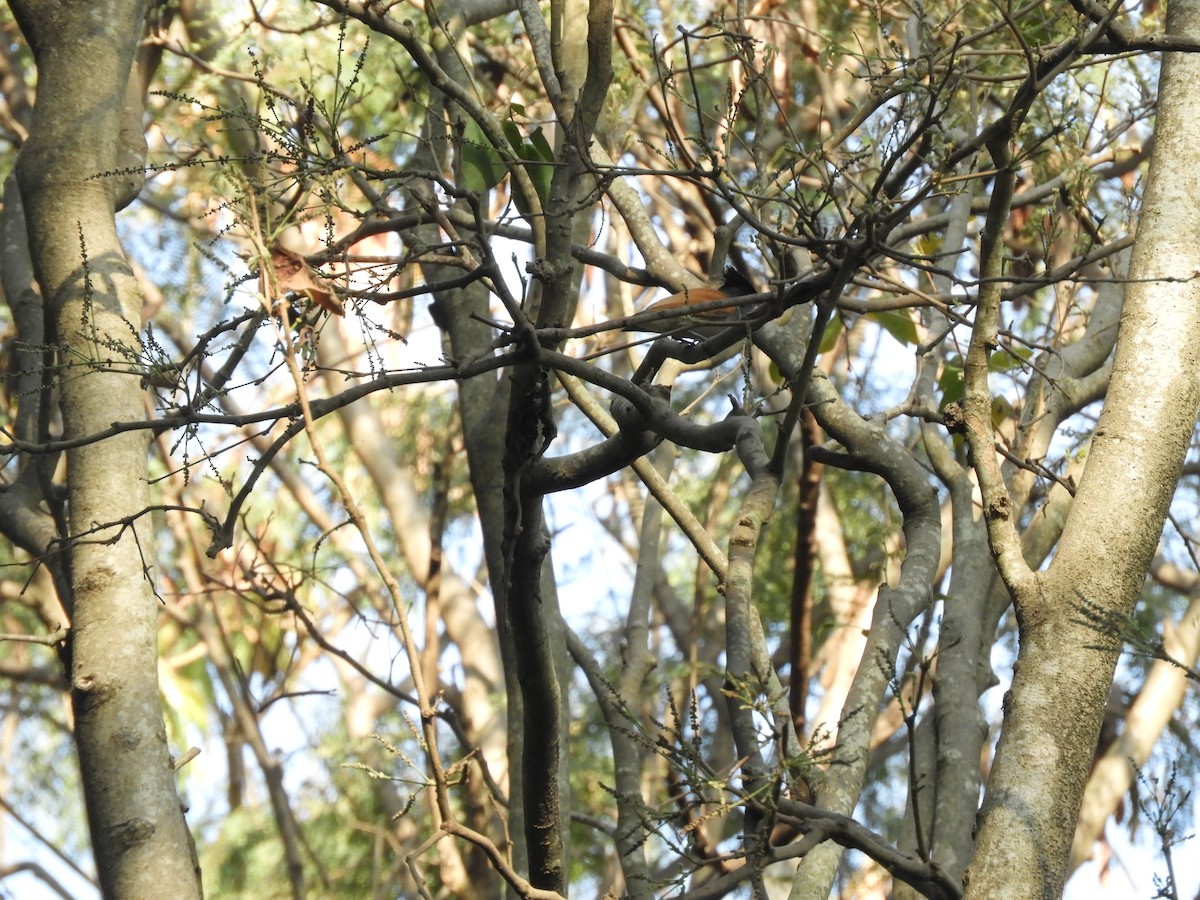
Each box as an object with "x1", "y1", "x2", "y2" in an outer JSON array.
[
  {"x1": 965, "y1": 3, "x2": 1200, "y2": 895},
  {"x1": 10, "y1": 1, "x2": 203, "y2": 896}
]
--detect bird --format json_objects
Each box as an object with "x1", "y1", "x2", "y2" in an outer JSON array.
[{"x1": 627, "y1": 266, "x2": 759, "y2": 339}]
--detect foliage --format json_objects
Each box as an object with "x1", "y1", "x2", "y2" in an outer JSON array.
[{"x1": 0, "y1": 0, "x2": 1197, "y2": 898}]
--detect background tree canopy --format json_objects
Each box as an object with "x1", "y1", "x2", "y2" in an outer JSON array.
[{"x1": 0, "y1": 0, "x2": 1199, "y2": 898}]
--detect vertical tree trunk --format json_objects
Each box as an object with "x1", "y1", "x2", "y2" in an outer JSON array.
[
  {"x1": 10, "y1": 2, "x2": 203, "y2": 896},
  {"x1": 965, "y1": 3, "x2": 1200, "y2": 896}
]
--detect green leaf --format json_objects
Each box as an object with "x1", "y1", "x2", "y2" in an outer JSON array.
[
  {"x1": 526, "y1": 127, "x2": 555, "y2": 203},
  {"x1": 818, "y1": 316, "x2": 843, "y2": 353},
  {"x1": 528, "y1": 125, "x2": 554, "y2": 162},
  {"x1": 529, "y1": 160, "x2": 552, "y2": 203},
  {"x1": 461, "y1": 120, "x2": 505, "y2": 193},
  {"x1": 938, "y1": 358, "x2": 965, "y2": 410},
  {"x1": 988, "y1": 346, "x2": 1032, "y2": 372},
  {"x1": 867, "y1": 309, "x2": 918, "y2": 346},
  {"x1": 502, "y1": 119, "x2": 523, "y2": 151},
  {"x1": 501, "y1": 120, "x2": 553, "y2": 216}
]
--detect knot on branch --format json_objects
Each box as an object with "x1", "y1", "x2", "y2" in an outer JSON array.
[
  {"x1": 985, "y1": 495, "x2": 1012, "y2": 522},
  {"x1": 942, "y1": 400, "x2": 966, "y2": 434}
]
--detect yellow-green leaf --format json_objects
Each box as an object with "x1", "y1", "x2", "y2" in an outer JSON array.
[
  {"x1": 818, "y1": 316, "x2": 843, "y2": 353},
  {"x1": 989, "y1": 346, "x2": 1032, "y2": 372},
  {"x1": 868, "y1": 310, "x2": 918, "y2": 346}
]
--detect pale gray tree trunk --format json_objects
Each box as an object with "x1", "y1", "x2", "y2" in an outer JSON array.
[
  {"x1": 10, "y1": 1, "x2": 203, "y2": 896},
  {"x1": 964, "y1": 2, "x2": 1200, "y2": 896}
]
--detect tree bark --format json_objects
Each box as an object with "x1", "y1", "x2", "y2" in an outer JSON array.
[
  {"x1": 10, "y1": 1, "x2": 203, "y2": 896},
  {"x1": 965, "y1": 3, "x2": 1200, "y2": 896}
]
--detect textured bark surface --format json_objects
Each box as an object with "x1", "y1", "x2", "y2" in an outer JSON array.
[
  {"x1": 10, "y1": 2, "x2": 203, "y2": 896},
  {"x1": 964, "y1": 3, "x2": 1200, "y2": 896}
]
